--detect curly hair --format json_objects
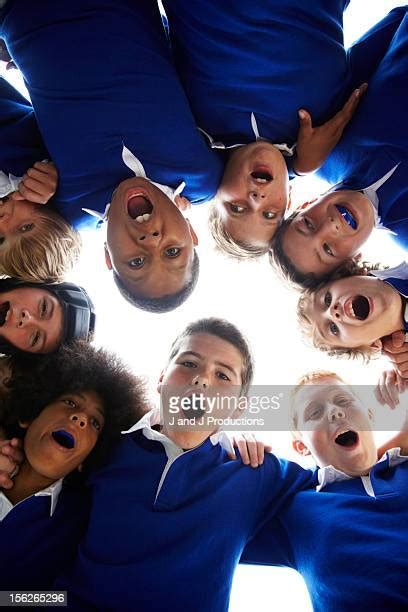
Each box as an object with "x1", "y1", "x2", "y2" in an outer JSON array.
[
  {"x1": 0, "y1": 207, "x2": 81, "y2": 283},
  {"x1": 113, "y1": 249, "x2": 200, "y2": 313},
  {"x1": 208, "y1": 203, "x2": 269, "y2": 261},
  {"x1": 296, "y1": 268, "x2": 385, "y2": 363},
  {"x1": 168, "y1": 317, "x2": 254, "y2": 396},
  {"x1": 3, "y1": 340, "x2": 149, "y2": 472}
]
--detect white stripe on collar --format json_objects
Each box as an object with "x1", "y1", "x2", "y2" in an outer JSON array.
[
  {"x1": 82, "y1": 145, "x2": 186, "y2": 223},
  {"x1": 326, "y1": 164, "x2": 399, "y2": 234},
  {"x1": 122, "y1": 408, "x2": 235, "y2": 458},
  {"x1": 0, "y1": 477, "x2": 63, "y2": 521},
  {"x1": 199, "y1": 113, "x2": 296, "y2": 157},
  {"x1": 0, "y1": 171, "x2": 22, "y2": 199},
  {"x1": 317, "y1": 447, "x2": 408, "y2": 493}
]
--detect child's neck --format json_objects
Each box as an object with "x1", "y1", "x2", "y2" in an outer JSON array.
[{"x1": 4, "y1": 460, "x2": 56, "y2": 506}]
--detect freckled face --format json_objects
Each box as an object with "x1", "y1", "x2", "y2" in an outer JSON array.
[
  {"x1": 294, "y1": 379, "x2": 377, "y2": 476},
  {"x1": 215, "y1": 142, "x2": 289, "y2": 248},
  {"x1": 105, "y1": 178, "x2": 198, "y2": 298}
]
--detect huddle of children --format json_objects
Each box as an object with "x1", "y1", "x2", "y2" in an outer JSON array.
[{"x1": 0, "y1": 0, "x2": 407, "y2": 609}]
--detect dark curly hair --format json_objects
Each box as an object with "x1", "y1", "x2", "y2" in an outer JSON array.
[{"x1": 3, "y1": 340, "x2": 149, "y2": 473}]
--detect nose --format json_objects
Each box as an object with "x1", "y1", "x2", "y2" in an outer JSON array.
[
  {"x1": 324, "y1": 215, "x2": 341, "y2": 235},
  {"x1": 248, "y1": 190, "x2": 266, "y2": 208},
  {"x1": 70, "y1": 413, "x2": 88, "y2": 429},
  {"x1": 329, "y1": 301, "x2": 343, "y2": 321},
  {"x1": 328, "y1": 404, "x2": 346, "y2": 422},
  {"x1": 17, "y1": 309, "x2": 32, "y2": 328},
  {"x1": 192, "y1": 375, "x2": 209, "y2": 390},
  {"x1": 137, "y1": 230, "x2": 161, "y2": 244}
]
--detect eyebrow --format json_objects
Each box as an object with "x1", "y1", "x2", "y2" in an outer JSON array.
[
  {"x1": 178, "y1": 351, "x2": 239, "y2": 377},
  {"x1": 72, "y1": 392, "x2": 105, "y2": 419}
]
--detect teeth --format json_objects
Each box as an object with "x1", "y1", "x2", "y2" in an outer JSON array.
[
  {"x1": 255, "y1": 178, "x2": 268, "y2": 183},
  {"x1": 5, "y1": 310, "x2": 10, "y2": 322},
  {"x1": 136, "y1": 213, "x2": 151, "y2": 224}
]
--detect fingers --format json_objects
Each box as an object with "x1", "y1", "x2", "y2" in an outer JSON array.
[
  {"x1": 375, "y1": 370, "x2": 399, "y2": 408},
  {"x1": 11, "y1": 161, "x2": 58, "y2": 205},
  {"x1": 382, "y1": 331, "x2": 407, "y2": 352},
  {"x1": 297, "y1": 109, "x2": 313, "y2": 135},
  {"x1": 330, "y1": 83, "x2": 367, "y2": 131},
  {"x1": 0, "y1": 441, "x2": 24, "y2": 465},
  {"x1": 0, "y1": 472, "x2": 14, "y2": 489}
]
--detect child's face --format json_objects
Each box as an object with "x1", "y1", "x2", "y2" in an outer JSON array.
[
  {"x1": 282, "y1": 191, "x2": 374, "y2": 276},
  {"x1": 215, "y1": 142, "x2": 289, "y2": 248},
  {"x1": 23, "y1": 390, "x2": 105, "y2": 481},
  {"x1": 301, "y1": 276, "x2": 402, "y2": 349},
  {"x1": 293, "y1": 378, "x2": 377, "y2": 476},
  {"x1": 0, "y1": 194, "x2": 38, "y2": 245},
  {"x1": 0, "y1": 288, "x2": 63, "y2": 353},
  {"x1": 105, "y1": 177, "x2": 198, "y2": 298},
  {"x1": 159, "y1": 332, "x2": 244, "y2": 430}
]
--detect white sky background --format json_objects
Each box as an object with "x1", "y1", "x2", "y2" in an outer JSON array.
[{"x1": 1, "y1": 1, "x2": 407, "y2": 609}]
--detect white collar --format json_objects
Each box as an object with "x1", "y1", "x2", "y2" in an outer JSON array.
[
  {"x1": 317, "y1": 447, "x2": 408, "y2": 492},
  {"x1": 0, "y1": 477, "x2": 63, "y2": 521},
  {"x1": 122, "y1": 408, "x2": 235, "y2": 458},
  {"x1": 199, "y1": 112, "x2": 296, "y2": 157},
  {"x1": 82, "y1": 145, "x2": 186, "y2": 223},
  {"x1": 370, "y1": 260, "x2": 408, "y2": 282},
  {"x1": 0, "y1": 171, "x2": 22, "y2": 199},
  {"x1": 326, "y1": 164, "x2": 399, "y2": 234}
]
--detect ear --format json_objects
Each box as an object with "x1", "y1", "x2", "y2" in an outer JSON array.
[
  {"x1": 292, "y1": 438, "x2": 311, "y2": 456},
  {"x1": 174, "y1": 195, "x2": 191, "y2": 212},
  {"x1": 157, "y1": 371, "x2": 165, "y2": 394},
  {"x1": 186, "y1": 219, "x2": 199, "y2": 246},
  {"x1": 104, "y1": 243, "x2": 113, "y2": 271}
]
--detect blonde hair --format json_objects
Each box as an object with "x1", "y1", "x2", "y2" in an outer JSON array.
[
  {"x1": 0, "y1": 208, "x2": 81, "y2": 283},
  {"x1": 290, "y1": 370, "x2": 345, "y2": 432},
  {"x1": 208, "y1": 202, "x2": 269, "y2": 260}
]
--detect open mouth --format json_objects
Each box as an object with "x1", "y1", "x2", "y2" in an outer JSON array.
[
  {"x1": 335, "y1": 430, "x2": 359, "y2": 448},
  {"x1": 52, "y1": 430, "x2": 75, "y2": 450},
  {"x1": 182, "y1": 393, "x2": 206, "y2": 415},
  {"x1": 251, "y1": 169, "x2": 272, "y2": 183},
  {"x1": 351, "y1": 295, "x2": 370, "y2": 320},
  {"x1": 0, "y1": 301, "x2": 10, "y2": 327},
  {"x1": 127, "y1": 194, "x2": 154, "y2": 222},
  {"x1": 335, "y1": 205, "x2": 357, "y2": 230}
]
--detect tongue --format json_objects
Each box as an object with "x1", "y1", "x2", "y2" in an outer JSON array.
[{"x1": 127, "y1": 196, "x2": 153, "y2": 219}]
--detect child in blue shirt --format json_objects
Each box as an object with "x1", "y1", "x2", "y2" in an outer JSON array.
[
  {"x1": 0, "y1": 340, "x2": 147, "y2": 590},
  {"x1": 162, "y1": 0, "x2": 368, "y2": 258},
  {"x1": 241, "y1": 370, "x2": 408, "y2": 611},
  {"x1": 270, "y1": 6, "x2": 408, "y2": 287},
  {"x1": 0, "y1": 0, "x2": 222, "y2": 312},
  {"x1": 297, "y1": 261, "x2": 408, "y2": 362},
  {"x1": 0, "y1": 76, "x2": 80, "y2": 282},
  {"x1": 57, "y1": 318, "x2": 315, "y2": 611}
]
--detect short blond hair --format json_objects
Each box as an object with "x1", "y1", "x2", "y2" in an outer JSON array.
[
  {"x1": 0, "y1": 208, "x2": 81, "y2": 283},
  {"x1": 208, "y1": 202, "x2": 269, "y2": 260},
  {"x1": 290, "y1": 370, "x2": 345, "y2": 432},
  {"x1": 297, "y1": 289, "x2": 381, "y2": 363}
]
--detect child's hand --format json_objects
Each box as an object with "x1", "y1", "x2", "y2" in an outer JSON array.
[
  {"x1": 293, "y1": 83, "x2": 368, "y2": 175},
  {"x1": 382, "y1": 331, "x2": 408, "y2": 378},
  {"x1": 375, "y1": 369, "x2": 406, "y2": 409},
  {"x1": 0, "y1": 438, "x2": 24, "y2": 490},
  {"x1": 11, "y1": 161, "x2": 58, "y2": 205},
  {"x1": 226, "y1": 432, "x2": 272, "y2": 468}
]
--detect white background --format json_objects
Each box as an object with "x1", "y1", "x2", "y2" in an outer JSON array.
[{"x1": 1, "y1": 1, "x2": 407, "y2": 609}]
